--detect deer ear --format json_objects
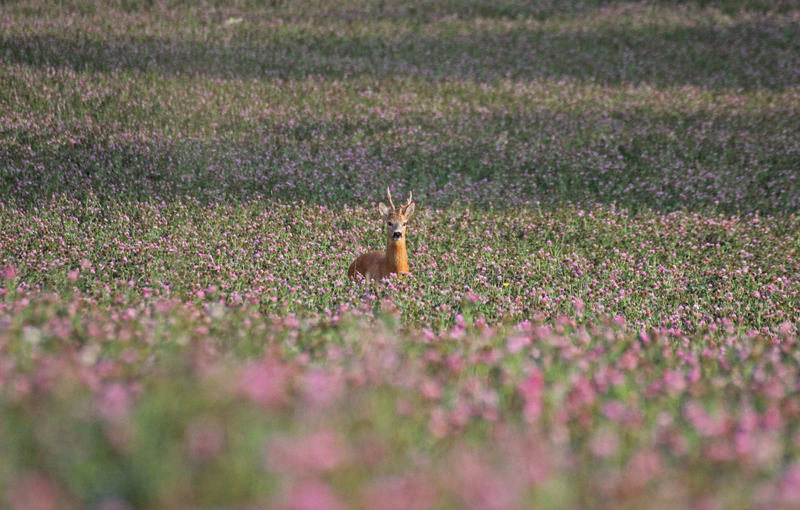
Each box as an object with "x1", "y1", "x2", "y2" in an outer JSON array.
[
  {"x1": 378, "y1": 202, "x2": 390, "y2": 217},
  {"x1": 402, "y1": 202, "x2": 415, "y2": 219}
]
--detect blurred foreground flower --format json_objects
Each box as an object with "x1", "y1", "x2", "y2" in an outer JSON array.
[
  {"x1": 2, "y1": 265, "x2": 17, "y2": 281},
  {"x1": 95, "y1": 382, "x2": 134, "y2": 421},
  {"x1": 360, "y1": 476, "x2": 437, "y2": 510},
  {"x1": 238, "y1": 360, "x2": 291, "y2": 409},
  {"x1": 8, "y1": 472, "x2": 64, "y2": 510},
  {"x1": 285, "y1": 481, "x2": 345, "y2": 510},
  {"x1": 266, "y1": 430, "x2": 349, "y2": 475}
]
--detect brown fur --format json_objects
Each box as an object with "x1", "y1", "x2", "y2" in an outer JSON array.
[{"x1": 348, "y1": 190, "x2": 415, "y2": 282}]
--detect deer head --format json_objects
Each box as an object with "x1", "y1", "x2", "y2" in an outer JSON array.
[{"x1": 378, "y1": 188, "x2": 415, "y2": 242}]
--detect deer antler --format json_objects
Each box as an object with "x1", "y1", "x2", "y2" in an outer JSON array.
[
  {"x1": 406, "y1": 191, "x2": 413, "y2": 206},
  {"x1": 386, "y1": 187, "x2": 396, "y2": 211}
]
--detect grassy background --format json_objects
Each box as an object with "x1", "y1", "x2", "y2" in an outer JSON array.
[
  {"x1": 3, "y1": 1, "x2": 800, "y2": 509},
  {"x1": 2, "y1": 0, "x2": 800, "y2": 213}
]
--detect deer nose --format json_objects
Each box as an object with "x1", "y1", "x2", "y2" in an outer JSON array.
[{"x1": 393, "y1": 231, "x2": 402, "y2": 240}]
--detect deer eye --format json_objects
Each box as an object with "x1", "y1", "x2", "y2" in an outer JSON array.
[{"x1": 387, "y1": 221, "x2": 393, "y2": 226}]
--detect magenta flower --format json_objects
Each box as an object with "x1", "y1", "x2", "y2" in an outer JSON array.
[
  {"x1": 1, "y1": 265, "x2": 17, "y2": 281},
  {"x1": 506, "y1": 336, "x2": 531, "y2": 354},
  {"x1": 238, "y1": 361, "x2": 290, "y2": 409},
  {"x1": 419, "y1": 378, "x2": 443, "y2": 401},
  {"x1": 662, "y1": 369, "x2": 686, "y2": 397},
  {"x1": 285, "y1": 481, "x2": 346, "y2": 510},
  {"x1": 601, "y1": 400, "x2": 627, "y2": 423},
  {"x1": 266, "y1": 430, "x2": 348, "y2": 475},
  {"x1": 566, "y1": 376, "x2": 596, "y2": 412},
  {"x1": 456, "y1": 453, "x2": 520, "y2": 510},
  {"x1": 300, "y1": 370, "x2": 344, "y2": 408},
  {"x1": 519, "y1": 436, "x2": 553, "y2": 485},
  {"x1": 95, "y1": 382, "x2": 133, "y2": 421},
  {"x1": 518, "y1": 370, "x2": 545, "y2": 423}
]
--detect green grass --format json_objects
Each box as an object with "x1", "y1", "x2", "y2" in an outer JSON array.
[
  {"x1": 2, "y1": 1, "x2": 800, "y2": 509},
  {"x1": 3, "y1": 197, "x2": 799, "y2": 331},
  {"x1": 2, "y1": 1, "x2": 800, "y2": 212}
]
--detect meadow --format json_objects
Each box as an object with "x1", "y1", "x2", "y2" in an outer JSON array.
[{"x1": 2, "y1": 0, "x2": 800, "y2": 508}]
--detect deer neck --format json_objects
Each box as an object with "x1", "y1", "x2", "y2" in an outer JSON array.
[{"x1": 385, "y1": 237, "x2": 409, "y2": 273}]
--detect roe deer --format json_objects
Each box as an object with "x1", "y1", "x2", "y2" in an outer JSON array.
[{"x1": 348, "y1": 188, "x2": 415, "y2": 281}]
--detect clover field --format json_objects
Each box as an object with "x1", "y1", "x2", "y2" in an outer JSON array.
[{"x1": 2, "y1": 1, "x2": 800, "y2": 509}]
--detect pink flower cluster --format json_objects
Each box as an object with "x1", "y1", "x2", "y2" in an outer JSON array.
[{"x1": 1, "y1": 284, "x2": 799, "y2": 508}]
